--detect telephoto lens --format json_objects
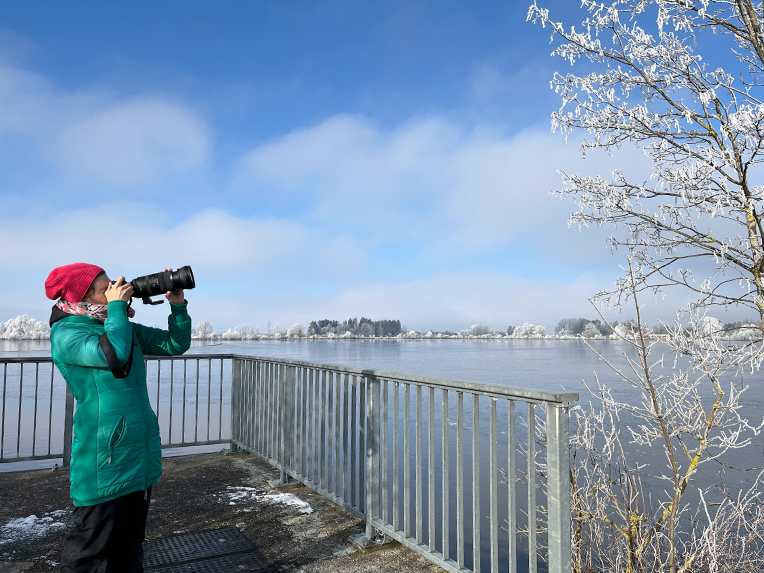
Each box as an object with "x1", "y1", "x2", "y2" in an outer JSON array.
[{"x1": 129, "y1": 266, "x2": 195, "y2": 305}]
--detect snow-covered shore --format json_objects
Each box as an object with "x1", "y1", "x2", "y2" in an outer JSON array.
[{"x1": 2, "y1": 317, "x2": 760, "y2": 342}]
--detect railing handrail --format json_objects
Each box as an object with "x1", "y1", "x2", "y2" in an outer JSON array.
[{"x1": 1, "y1": 352, "x2": 579, "y2": 406}]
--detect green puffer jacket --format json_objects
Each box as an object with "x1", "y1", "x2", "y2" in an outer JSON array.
[{"x1": 51, "y1": 300, "x2": 191, "y2": 506}]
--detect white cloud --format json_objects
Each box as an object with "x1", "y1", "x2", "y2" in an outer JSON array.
[
  {"x1": 54, "y1": 99, "x2": 210, "y2": 186},
  {"x1": 234, "y1": 114, "x2": 650, "y2": 256},
  {"x1": 0, "y1": 204, "x2": 308, "y2": 271},
  {"x1": 0, "y1": 60, "x2": 210, "y2": 188},
  {"x1": 0, "y1": 62, "x2": 66, "y2": 134},
  {"x1": 235, "y1": 115, "x2": 455, "y2": 209}
]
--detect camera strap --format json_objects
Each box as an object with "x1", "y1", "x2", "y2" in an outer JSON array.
[{"x1": 98, "y1": 332, "x2": 135, "y2": 379}]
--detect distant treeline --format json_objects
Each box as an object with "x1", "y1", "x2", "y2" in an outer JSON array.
[
  {"x1": 551, "y1": 316, "x2": 762, "y2": 338},
  {"x1": 308, "y1": 318, "x2": 403, "y2": 337},
  {"x1": 3, "y1": 314, "x2": 762, "y2": 341}
]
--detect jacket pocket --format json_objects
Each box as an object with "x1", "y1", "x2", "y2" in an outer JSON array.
[{"x1": 107, "y1": 416, "x2": 127, "y2": 463}]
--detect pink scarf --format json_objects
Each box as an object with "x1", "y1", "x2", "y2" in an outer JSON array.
[{"x1": 56, "y1": 299, "x2": 136, "y2": 322}]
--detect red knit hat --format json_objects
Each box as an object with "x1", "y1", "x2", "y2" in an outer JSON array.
[{"x1": 45, "y1": 263, "x2": 105, "y2": 303}]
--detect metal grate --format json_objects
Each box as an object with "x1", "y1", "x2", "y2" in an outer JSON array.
[
  {"x1": 145, "y1": 552, "x2": 269, "y2": 573},
  {"x1": 141, "y1": 527, "x2": 269, "y2": 572},
  {"x1": 143, "y1": 527, "x2": 253, "y2": 568}
]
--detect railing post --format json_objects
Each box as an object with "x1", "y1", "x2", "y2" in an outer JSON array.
[
  {"x1": 351, "y1": 374, "x2": 388, "y2": 548},
  {"x1": 230, "y1": 358, "x2": 242, "y2": 452},
  {"x1": 279, "y1": 365, "x2": 287, "y2": 481},
  {"x1": 288, "y1": 365, "x2": 296, "y2": 476},
  {"x1": 546, "y1": 402, "x2": 572, "y2": 573},
  {"x1": 62, "y1": 386, "x2": 74, "y2": 469},
  {"x1": 273, "y1": 364, "x2": 296, "y2": 487}
]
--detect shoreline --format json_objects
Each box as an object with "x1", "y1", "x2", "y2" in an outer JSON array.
[{"x1": 3, "y1": 335, "x2": 760, "y2": 342}]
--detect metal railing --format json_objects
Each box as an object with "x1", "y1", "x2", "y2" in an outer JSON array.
[
  {"x1": 230, "y1": 356, "x2": 578, "y2": 573},
  {"x1": 0, "y1": 355, "x2": 232, "y2": 466},
  {"x1": 1, "y1": 353, "x2": 577, "y2": 573}
]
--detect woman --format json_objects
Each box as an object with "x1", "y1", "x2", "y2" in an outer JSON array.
[{"x1": 45, "y1": 262, "x2": 192, "y2": 573}]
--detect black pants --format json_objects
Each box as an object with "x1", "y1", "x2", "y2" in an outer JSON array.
[{"x1": 60, "y1": 487, "x2": 152, "y2": 573}]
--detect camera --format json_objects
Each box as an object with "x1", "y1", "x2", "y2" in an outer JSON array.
[{"x1": 114, "y1": 266, "x2": 196, "y2": 305}]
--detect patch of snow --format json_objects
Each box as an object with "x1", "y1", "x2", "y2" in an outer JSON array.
[
  {"x1": 258, "y1": 492, "x2": 314, "y2": 514},
  {"x1": 225, "y1": 486, "x2": 258, "y2": 502},
  {"x1": 223, "y1": 486, "x2": 313, "y2": 514},
  {"x1": 0, "y1": 511, "x2": 68, "y2": 546}
]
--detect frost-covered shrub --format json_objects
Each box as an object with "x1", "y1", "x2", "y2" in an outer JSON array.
[
  {"x1": 613, "y1": 323, "x2": 635, "y2": 339},
  {"x1": 511, "y1": 323, "x2": 547, "y2": 338},
  {"x1": 470, "y1": 323, "x2": 490, "y2": 336},
  {"x1": 697, "y1": 316, "x2": 724, "y2": 338},
  {"x1": 0, "y1": 315, "x2": 50, "y2": 340},
  {"x1": 724, "y1": 323, "x2": 761, "y2": 340}
]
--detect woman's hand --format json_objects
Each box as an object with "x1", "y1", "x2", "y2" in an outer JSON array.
[
  {"x1": 164, "y1": 268, "x2": 185, "y2": 304},
  {"x1": 105, "y1": 277, "x2": 134, "y2": 303}
]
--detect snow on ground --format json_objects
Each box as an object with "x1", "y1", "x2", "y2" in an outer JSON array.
[
  {"x1": 0, "y1": 510, "x2": 68, "y2": 546},
  {"x1": 223, "y1": 486, "x2": 313, "y2": 514}
]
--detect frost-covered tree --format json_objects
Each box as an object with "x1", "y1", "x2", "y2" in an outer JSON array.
[
  {"x1": 470, "y1": 322, "x2": 490, "y2": 336},
  {"x1": 358, "y1": 322, "x2": 374, "y2": 337},
  {"x1": 233, "y1": 324, "x2": 256, "y2": 340},
  {"x1": 528, "y1": 1, "x2": 764, "y2": 570},
  {"x1": 194, "y1": 321, "x2": 215, "y2": 339},
  {"x1": 286, "y1": 323, "x2": 304, "y2": 338},
  {"x1": 529, "y1": 0, "x2": 764, "y2": 329},
  {"x1": 581, "y1": 321, "x2": 603, "y2": 338}
]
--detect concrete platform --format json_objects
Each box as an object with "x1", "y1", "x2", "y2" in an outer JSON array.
[{"x1": 0, "y1": 451, "x2": 442, "y2": 573}]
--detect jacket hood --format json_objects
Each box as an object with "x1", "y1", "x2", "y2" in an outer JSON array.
[{"x1": 49, "y1": 304, "x2": 70, "y2": 327}]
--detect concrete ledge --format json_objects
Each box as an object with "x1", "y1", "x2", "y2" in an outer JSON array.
[
  {"x1": 349, "y1": 532, "x2": 393, "y2": 550},
  {"x1": 268, "y1": 477, "x2": 301, "y2": 489}
]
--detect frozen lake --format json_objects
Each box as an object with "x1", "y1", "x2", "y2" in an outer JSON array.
[
  {"x1": 4, "y1": 336, "x2": 763, "y2": 476},
  {"x1": 2, "y1": 337, "x2": 639, "y2": 393}
]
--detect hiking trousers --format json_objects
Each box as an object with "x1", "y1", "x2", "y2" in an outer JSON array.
[{"x1": 60, "y1": 487, "x2": 152, "y2": 573}]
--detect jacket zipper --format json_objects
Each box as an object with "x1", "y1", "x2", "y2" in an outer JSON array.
[{"x1": 108, "y1": 416, "x2": 127, "y2": 464}]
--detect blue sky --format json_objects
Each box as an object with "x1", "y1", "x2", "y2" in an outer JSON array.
[{"x1": 0, "y1": 1, "x2": 673, "y2": 331}]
